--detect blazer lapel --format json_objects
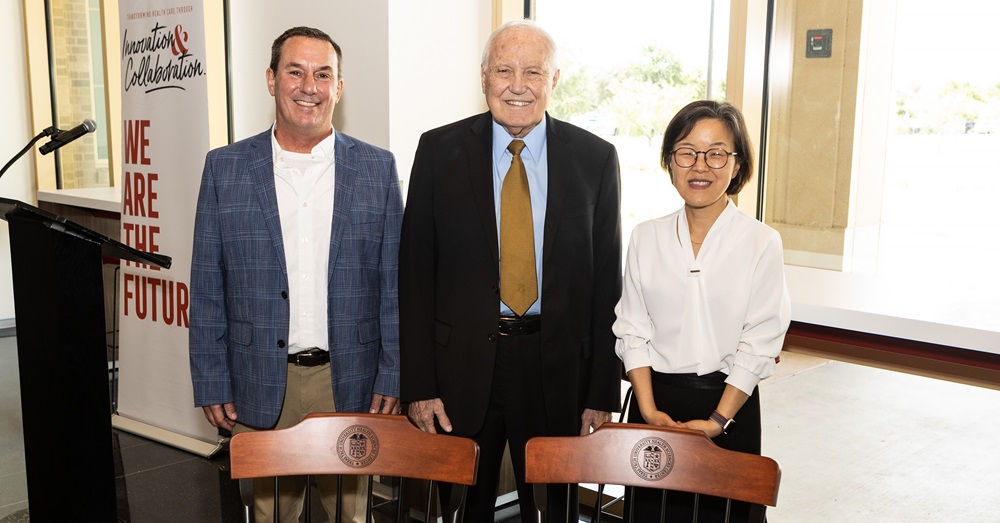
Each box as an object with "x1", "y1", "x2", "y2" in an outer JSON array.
[
  {"x1": 467, "y1": 113, "x2": 500, "y2": 266},
  {"x1": 542, "y1": 114, "x2": 571, "y2": 268},
  {"x1": 248, "y1": 131, "x2": 288, "y2": 276},
  {"x1": 329, "y1": 132, "x2": 356, "y2": 271}
]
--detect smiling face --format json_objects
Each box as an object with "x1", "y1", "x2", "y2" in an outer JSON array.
[
  {"x1": 266, "y1": 35, "x2": 343, "y2": 152},
  {"x1": 481, "y1": 27, "x2": 559, "y2": 138},
  {"x1": 669, "y1": 118, "x2": 740, "y2": 215}
]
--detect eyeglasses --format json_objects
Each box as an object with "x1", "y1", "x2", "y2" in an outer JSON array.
[{"x1": 671, "y1": 147, "x2": 737, "y2": 169}]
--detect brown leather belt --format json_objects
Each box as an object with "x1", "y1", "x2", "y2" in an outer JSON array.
[
  {"x1": 287, "y1": 349, "x2": 330, "y2": 367},
  {"x1": 498, "y1": 315, "x2": 541, "y2": 336}
]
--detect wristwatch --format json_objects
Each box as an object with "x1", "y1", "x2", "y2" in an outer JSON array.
[{"x1": 710, "y1": 410, "x2": 735, "y2": 434}]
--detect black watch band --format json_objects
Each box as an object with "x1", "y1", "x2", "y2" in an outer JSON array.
[{"x1": 710, "y1": 410, "x2": 735, "y2": 434}]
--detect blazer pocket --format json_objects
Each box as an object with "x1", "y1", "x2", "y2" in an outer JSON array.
[
  {"x1": 433, "y1": 320, "x2": 452, "y2": 347},
  {"x1": 228, "y1": 320, "x2": 253, "y2": 347},
  {"x1": 357, "y1": 318, "x2": 381, "y2": 344}
]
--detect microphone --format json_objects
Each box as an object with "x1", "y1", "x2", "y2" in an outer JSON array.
[{"x1": 39, "y1": 119, "x2": 97, "y2": 155}]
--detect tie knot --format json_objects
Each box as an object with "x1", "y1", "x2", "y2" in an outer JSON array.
[{"x1": 507, "y1": 139, "x2": 526, "y2": 156}]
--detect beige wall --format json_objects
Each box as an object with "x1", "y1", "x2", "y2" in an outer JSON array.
[
  {"x1": 0, "y1": 1, "x2": 32, "y2": 325},
  {"x1": 764, "y1": 0, "x2": 864, "y2": 270}
]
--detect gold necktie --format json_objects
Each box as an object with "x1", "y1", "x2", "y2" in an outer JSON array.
[{"x1": 500, "y1": 140, "x2": 537, "y2": 317}]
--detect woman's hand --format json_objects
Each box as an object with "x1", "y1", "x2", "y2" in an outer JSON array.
[
  {"x1": 640, "y1": 408, "x2": 679, "y2": 427},
  {"x1": 680, "y1": 418, "x2": 724, "y2": 438}
]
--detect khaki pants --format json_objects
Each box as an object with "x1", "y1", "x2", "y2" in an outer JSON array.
[{"x1": 234, "y1": 363, "x2": 368, "y2": 523}]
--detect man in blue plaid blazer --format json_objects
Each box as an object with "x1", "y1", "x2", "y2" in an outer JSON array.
[{"x1": 188, "y1": 26, "x2": 402, "y2": 522}]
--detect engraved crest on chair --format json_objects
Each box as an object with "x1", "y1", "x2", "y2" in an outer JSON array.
[
  {"x1": 630, "y1": 437, "x2": 674, "y2": 481},
  {"x1": 336, "y1": 425, "x2": 380, "y2": 468}
]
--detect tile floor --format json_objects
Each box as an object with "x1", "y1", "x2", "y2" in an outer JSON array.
[{"x1": 1, "y1": 334, "x2": 999, "y2": 522}]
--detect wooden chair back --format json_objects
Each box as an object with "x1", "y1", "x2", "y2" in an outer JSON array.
[
  {"x1": 230, "y1": 412, "x2": 479, "y2": 522},
  {"x1": 525, "y1": 422, "x2": 780, "y2": 522}
]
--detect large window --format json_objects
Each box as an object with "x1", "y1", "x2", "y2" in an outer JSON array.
[
  {"x1": 763, "y1": 0, "x2": 1000, "y2": 346},
  {"x1": 536, "y1": 0, "x2": 731, "y2": 241},
  {"x1": 47, "y1": 0, "x2": 109, "y2": 188},
  {"x1": 537, "y1": 0, "x2": 999, "y2": 350}
]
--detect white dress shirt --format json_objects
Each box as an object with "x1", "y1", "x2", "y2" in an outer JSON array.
[
  {"x1": 271, "y1": 127, "x2": 336, "y2": 354},
  {"x1": 613, "y1": 199, "x2": 791, "y2": 395}
]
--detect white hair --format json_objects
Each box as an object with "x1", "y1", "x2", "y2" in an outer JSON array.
[{"x1": 480, "y1": 19, "x2": 559, "y2": 73}]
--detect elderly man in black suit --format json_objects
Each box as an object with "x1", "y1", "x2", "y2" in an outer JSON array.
[{"x1": 399, "y1": 19, "x2": 623, "y2": 521}]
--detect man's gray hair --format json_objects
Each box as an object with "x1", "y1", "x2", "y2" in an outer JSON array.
[{"x1": 480, "y1": 19, "x2": 559, "y2": 73}]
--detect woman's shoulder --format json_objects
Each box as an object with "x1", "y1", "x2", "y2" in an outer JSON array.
[
  {"x1": 727, "y1": 204, "x2": 781, "y2": 240},
  {"x1": 631, "y1": 208, "x2": 683, "y2": 237}
]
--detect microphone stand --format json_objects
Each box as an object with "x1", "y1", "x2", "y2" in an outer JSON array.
[{"x1": 0, "y1": 126, "x2": 59, "y2": 181}]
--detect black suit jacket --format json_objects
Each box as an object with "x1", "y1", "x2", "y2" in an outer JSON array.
[{"x1": 399, "y1": 112, "x2": 622, "y2": 437}]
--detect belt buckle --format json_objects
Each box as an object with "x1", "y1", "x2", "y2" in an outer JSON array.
[
  {"x1": 498, "y1": 316, "x2": 517, "y2": 337},
  {"x1": 293, "y1": 348, "x2": 320, "y2": 366}
]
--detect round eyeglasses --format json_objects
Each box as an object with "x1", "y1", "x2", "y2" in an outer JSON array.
[{"x1": 671, "y1": 147, "x2": 737, "y2": 169}]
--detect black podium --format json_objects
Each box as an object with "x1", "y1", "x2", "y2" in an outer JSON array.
[{"x1": 1, "y1": 197, "x2": 171, "y2": 522}]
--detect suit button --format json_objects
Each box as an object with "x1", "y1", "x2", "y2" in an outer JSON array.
[
  {"x1": 277, "y1": 339, "x2": 286, "y2": 348},
  {"x1": 491, "y1": 286, "x2": 499, "y2": 295},
  {"x1": 488, "y1": 334, "x2": 496, "y2": 342},
  {"x1": 281, "y1": 291, "x2": 288, "y2": 299}
]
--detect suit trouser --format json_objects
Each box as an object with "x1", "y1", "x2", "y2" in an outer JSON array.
[
  {"x1": 459, "y1": 331, "x2": 577, "y2": 522},
  {"x1": 233, "y1": 362, "x2": 368, "y2": 523}
]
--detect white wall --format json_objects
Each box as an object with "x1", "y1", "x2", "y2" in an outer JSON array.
[
  {"x1": 0, "y1": 0, "x2": 32, "y2": 326},
  {"x1": 228, "y1": 0, "x2": 490, "y2": 180},
  {"x1": 229, "y1": 1, "x2": 391, "y2": 145},
  {"x1": 388, "y1": 0, "x2": 491, "y2": 184}
]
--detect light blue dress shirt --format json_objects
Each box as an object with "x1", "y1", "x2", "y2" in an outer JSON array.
[{"x1": 492, "y1": 118, "x2": 547, "y2": 316}]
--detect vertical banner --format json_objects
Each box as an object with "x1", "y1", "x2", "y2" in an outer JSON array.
[{"x1": 116, "y1": 0, "x2": 218, "y2": 450}]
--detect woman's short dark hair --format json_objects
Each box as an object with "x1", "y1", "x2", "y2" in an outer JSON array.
[
  {"x1": 660, "y1": 100, "x2": 754, "y2": 195},
  {"x1": 269, "y1": 26, "x2": 343, "y2": 80}
]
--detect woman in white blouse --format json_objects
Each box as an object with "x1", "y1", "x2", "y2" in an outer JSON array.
[{"x1": 613, "y1": 100, "x2": 791, "y2": 521}]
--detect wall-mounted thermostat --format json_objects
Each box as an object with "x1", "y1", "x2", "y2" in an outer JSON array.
[{"x1": 806, "y1": 29, "x2": 833, "y2": 58}]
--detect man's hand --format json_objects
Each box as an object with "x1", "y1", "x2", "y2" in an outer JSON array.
[
  {"x1": 408, "y1": 398, "x2": 452, "y2": 434},
  {"x1": 369, "y1": 394, "x2": 401, "y2": 414},
  {"x1": 580, "y1": 408, "x2": 612, "y2": 435},
  {"x1": 202, "y1": 403, "x2": 237, "y2": 431}
]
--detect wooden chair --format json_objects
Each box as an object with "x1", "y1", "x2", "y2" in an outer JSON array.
[
  {"x1": 229, "y1": 412, "x2": 479, "y2": 522},
  {"x1": 524, "y1": 422, "x2": 780, "y2": 522}
]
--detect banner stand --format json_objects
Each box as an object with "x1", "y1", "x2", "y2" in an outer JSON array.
[
  {"x1": 115, "y1": 0, "x2": 219, "y2": 450},
  {"x1": 112, "y1": 414, "x2": 225, "y2": 458}
]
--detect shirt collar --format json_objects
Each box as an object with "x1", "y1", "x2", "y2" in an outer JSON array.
[
  {"x1": 492, "y1": 117, "x2": 547, "y2": 163},
  {"x1": 270, "y1": 123, "x2": 337, "y2": 159}
]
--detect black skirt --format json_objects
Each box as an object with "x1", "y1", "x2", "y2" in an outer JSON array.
[{"x1": 624, "y1": 370, "x2": 763, "y2": 522}]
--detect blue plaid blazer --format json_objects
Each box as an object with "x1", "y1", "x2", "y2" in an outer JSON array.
[{"x1": 189, "y1": 129, "x2": 402, "y2": 429}]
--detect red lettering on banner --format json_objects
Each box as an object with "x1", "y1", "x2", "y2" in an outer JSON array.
[
  {"x1": 122, "y1": 273, "x2": 190, "y2": 327},
  {"x1": 124, "y1": 120, "x2": 151, "y2": 165},
  {"x1": 147, "y1": 173, "x2": 158, "y2": 218},
  {"x1": 122, "y1": 172, "x2": 160, "y2": 218},
  {"x1": 121, "y1": 223, "x2": 161, "y2": 270},
  {"x1": 123, "y1": 173, "x2": 133, "y2": 215}
]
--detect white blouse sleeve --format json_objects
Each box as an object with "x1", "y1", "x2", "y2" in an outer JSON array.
[
  {"x1": 726, "y1": 230, "x2": 792, "y2": 395},
  {"x1": 613, "y1": 230, "x2": 655, "y2": 372}
]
